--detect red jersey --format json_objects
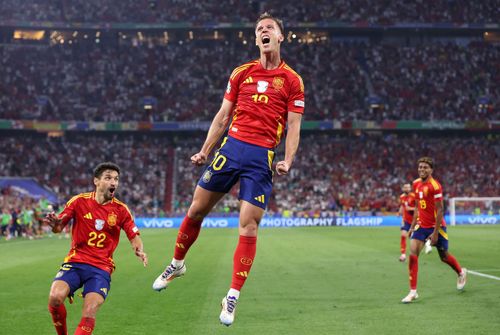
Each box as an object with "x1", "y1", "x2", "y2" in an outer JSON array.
[
  {"x1": 400, "y1": 192, "x2": 416, "y2": 223},
  {"x1": 58, "y1": 192, "x2": 140, "y2": 274},
  {"x1": 224, "y1": 59, "x2": 305, "y2": 148},
  {"x1": 413, "y1": 177, "x2": 446, "y2": 228}
]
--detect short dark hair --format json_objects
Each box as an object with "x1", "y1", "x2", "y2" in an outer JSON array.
[
  {"x1": 256, "y1": 12, "x2": 284, "y2": 36},
  {"x1": 418, "y1": 157, "x2": 434, "y2": 169},
  {"x1": 94, "y1": 162, "x2": 120, "y2": 178}
]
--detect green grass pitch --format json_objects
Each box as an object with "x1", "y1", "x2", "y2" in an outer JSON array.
[{"x1": 1, "y1": 225, "x2": 499, "y2": 334}]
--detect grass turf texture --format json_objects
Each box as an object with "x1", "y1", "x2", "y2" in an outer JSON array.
[{"x1": 1, "y1": 225, "x2": 499, "y2": 335}]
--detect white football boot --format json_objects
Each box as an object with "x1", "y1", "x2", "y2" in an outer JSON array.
[
  {"x1": 401, "y1": 291, "x2": 419, "y2": 303},
  {"x1": 457, "y1": 268, "x2": 467, "y2": 290},
  {"x1": 152, "y1": 263, "x2": 186, "y2": 291},
  {"x1": 399, "y1": 254, "x2": 407, "y2": 262},
  {"x1": 220, "y1": 295, "x2": 238, "y2": 326}
]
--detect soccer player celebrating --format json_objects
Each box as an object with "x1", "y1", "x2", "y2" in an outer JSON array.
[
  {"x1": 398, "y1": 183, "x2": 415, "y2": 262},
  {"x1": 45, "y1": 162, "x2": 148, "y2": 335},
  {"x1": 152, "y1": 12, "x2": 304, "y2": 326},
  {"x1": 401, "y1": 157, "x2": 466, "y2": 303}
]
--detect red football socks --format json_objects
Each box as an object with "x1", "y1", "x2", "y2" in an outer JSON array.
[
  {"x1": 173, "y1": 216, "x2": 203, "y2": 260},
  {"x1": 231, "y1": 235, "x2": 257, "y2": 291},
  {"x1": 48, "y1": 304, "x2": 68, "y2": 335},
  {"x1": 400, "y1": 235, "x2": 407, "y2": 254},
  {"x1": 409, "y1": 254, "x2": 418, "y2": 290},
  {"x1": 74, "y1": 317, "x2": 95, "y2": 335},
  {"x1": 442, "y1": 253, "x2": 462, "y2": 275}
]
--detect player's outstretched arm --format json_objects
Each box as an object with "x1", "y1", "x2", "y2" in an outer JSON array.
[
  {"x1": 130, "y1": 235, "x2": 148, "y2": 267},
  {"x1": 276, "y1": 112, "x2": 302, "y2": 176},
  {"x1": 191, "y1": 98, "x2": 234, "y2": 166},
  {"x1": 42, "y1": 212, "x2": 67, "y2": 233}
]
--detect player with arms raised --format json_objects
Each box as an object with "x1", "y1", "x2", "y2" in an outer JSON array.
[
  {"x1": 152, "y1": 12, "x2": 304, "y2": 326},
  {"x1": 398, "y1": 183, "x2": 415, "y2": 262},
  {"x1": 45, "y1": 162, "x2": 147, "y2": 335},
  {"x1": 402, "y1": 157, "x2": 466, "y2": 303}
]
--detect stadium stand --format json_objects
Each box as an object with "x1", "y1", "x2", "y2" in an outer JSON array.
[
  {"x1": 0, "y1": 0, "x2": 498, "y2": 23},
  {"x1": 0, "y1": 41, "x2": 497, "y2": 122}
]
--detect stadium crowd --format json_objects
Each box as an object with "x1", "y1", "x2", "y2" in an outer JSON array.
[
  {"x1": 172, "y1": 132, "x2": 499, "y2": 217},
  {"x1": 0, "y1": 133, "x2": 170, "y2": 217},
  {"x1": 0, "y1": 40, "x2": 497, "y2": 122},
  {"x1": 1, "y1": 132, "x2": 497, "y2": 220},
  {"x1": 0, "y1": 0, "x2": 498, "y2": 24}
]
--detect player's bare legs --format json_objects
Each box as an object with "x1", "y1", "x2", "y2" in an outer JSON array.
[
  {"x1": 220, "y1": 200, "x2": 264, "y2": 326},
  {"x1": 402, "y1": 238, "x2": 424, "y2": 303},
  {"x1": 48, "y1": 281, "x2": 70, "y2": 335},
  {"x1": 437, "y1": 249, "x2": 467, "y2": 290},
  {"x1": 188, "y1": 186, "x2": 226, "y2": 220},
  {"x1": 153, "y1": 186, "x2": 225, "y2": 291},
  {"x1": 73, "y1": 293, "x2": 104, "y2": 335}
]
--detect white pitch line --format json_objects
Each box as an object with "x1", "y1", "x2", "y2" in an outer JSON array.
[{"x1": 468, "y1": 270, "x2": 500, "y2": 281}]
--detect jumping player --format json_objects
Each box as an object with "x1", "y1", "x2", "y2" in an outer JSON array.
[
  {"x1": 398, "y1": 183, "x2": 415, "y2": 262},
  {"x1": 45, "y1": 162, "x2": 148, "y2": 334},
  {"x1": 401, "y1": 157, "x2": 466, "y2": 303},
  {"x1": 152, "y1": 12, "x2": 304, "y2": 326}
]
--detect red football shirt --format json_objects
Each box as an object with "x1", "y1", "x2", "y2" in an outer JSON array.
[
  {"x1": 224, "y1": 59, "x2": 305, "y2": 148},
  {"x1": 413, "y1": 177, "x2": 446, "y2": 228},
  {"x1": 58, "y1": 192, "x2": 140, "y2": 274},
  {"x1": 400, "y1": 192, "x2": 416, "y2": 223}
]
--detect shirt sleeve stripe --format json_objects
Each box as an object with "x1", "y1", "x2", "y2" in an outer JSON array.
[{"x1": 434, "y1": 193, "x2": 443, "y2": 199}]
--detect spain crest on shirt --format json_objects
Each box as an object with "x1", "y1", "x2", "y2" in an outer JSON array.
[
  {"x1": 95, "y1": 219, "x2": 105, "y2": 231},
  {"x1": 108, "y1": 213, "x2": 117, "y2": 227},
  {"x1": 272, "y1": 77, "x2": 284, "y2": 90}
]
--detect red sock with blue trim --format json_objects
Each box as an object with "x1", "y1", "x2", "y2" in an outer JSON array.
[
  {"x1": 231, "y1": 235, "x2": 257, "y2": 291},
  {"x1": 48, "y1": 304, "x2": 68, "y2": 335},
  {"x1": 74, "y1": 317, "x2": 95, "y2": 335}
]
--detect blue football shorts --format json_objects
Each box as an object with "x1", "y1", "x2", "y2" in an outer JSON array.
[
  {"x1": 53, "y1": 262, "x2": 111, "y2": 300},
  {"x1": 411, "y1": 226, "x2": 449, "y2": 251},
  {"x1": 197, "y1": 136, "x2": 275, "y2": 209},
  {"x1": 400, "y1": 221, "x2": 412, "y2": 231}
]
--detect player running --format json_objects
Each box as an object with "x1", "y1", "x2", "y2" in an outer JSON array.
[
  {"x1": 402, "y1": 157, "x2": 467, "y2": 303},
  {"x1": 152, "y1": 12, "x2": 304, "y2": 326},
  {"x1": 45, "y1": 162, "x2": 148, "y2": 335},
  {"x1": 398, "y1": 183, "x2": 415, "y2": 262}
]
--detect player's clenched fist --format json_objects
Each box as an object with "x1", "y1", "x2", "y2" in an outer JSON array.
[
  {"x1": 191, "y1": 152, "x2": 208, "y2": 165},
  {"x1": 276, "y1": 161, "x2": 290, "y2": 175}
]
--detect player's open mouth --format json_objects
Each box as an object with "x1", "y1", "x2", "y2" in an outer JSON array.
[
  {"x1": 262, "y1": 36, "x2": 270, "y2": 44},
  {"x1": 109, "y1": 187, "x2": 116, "y2": 195}
]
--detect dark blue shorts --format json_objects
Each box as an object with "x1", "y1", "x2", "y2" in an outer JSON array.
[
  {"x1": 411, "y1": 226, "x2": 449, "y2": 251},
  {"x1": 198, "y1": 136, "x2": 275, "y2": 209},
  {"x1": 400, "y1": 221, "x2": 412, "y2": 231},
  {"x1": 53, "y1": 262, "x2": 111, "y2": 300}
]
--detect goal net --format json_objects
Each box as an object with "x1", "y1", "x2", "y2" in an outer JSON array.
[{"x1": 448, "y1": 197, "x2": 500, "y2": 226}]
